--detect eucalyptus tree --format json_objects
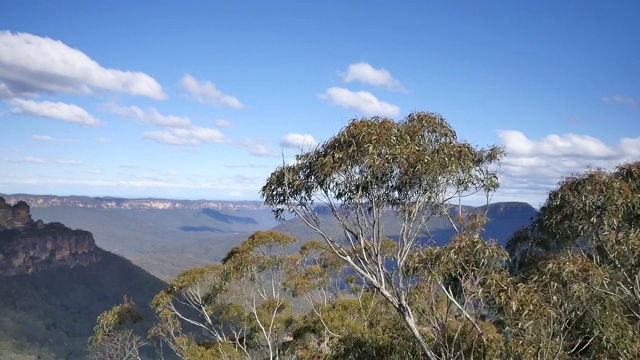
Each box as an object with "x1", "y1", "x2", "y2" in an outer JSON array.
[
  {"x1": 222, "y1": 230, "x2": 300, "y2": 360},
  {"x1": 506, "y1": 162, "x2": 640, "y2": 358},
  {"x1": 149, "y1": 263, "x2": 246, "y2": 359},
  {"x1": 262, "y1": 111, "x2": 504, "y2": 359},
  {"x1": 88, "y1": 297, "x2": 145, "y2": 360},
  {"x1": 149, "y1": 230, "x2": 300, "y2": 360}
]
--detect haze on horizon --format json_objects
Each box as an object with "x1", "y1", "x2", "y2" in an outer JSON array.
[{"x1": 1, "y1": 1, "x2": 638, "y2": 208}]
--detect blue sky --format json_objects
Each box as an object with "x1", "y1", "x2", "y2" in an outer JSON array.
[{"x1": 1, "y1": 1, "x2": 638, "y2": 207}]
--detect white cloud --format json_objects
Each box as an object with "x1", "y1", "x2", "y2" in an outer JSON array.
[
  {"x1": 179, "y1": 74, "x2": 243, "y2": 109},
  {"x1": 0, "y1": 31, "x2": 166, "y2": 100},
  {"x1": 238, "y1": 139, "x2": 279, "y2": 157},
  {"x1": 619, "y1": 137, "x2": 640, "y2": 157},
  {"x1": 87, "y1": 168, "x2": 102, "y2": 174},
  {"x1": 497, "y1": 130, "x2": 615, "y2": 158},
  {"x1": 280, "y1": 133, "x2": 318, "y2": 149},
  {"x1": 323, "y1": 87, "x2": 400, "y2": 117},
  {"x1": 10, "y1": 99, "x2": 100, "y2": 126},
  {"x1": 32, "y1": 135, "x2": 55, "y2": 142},
  {"x1": 32, "y1": 134, "x2": 76, "y2": 143},
  {"x1": 214, "y1": 119, "x2": 234, "y2": 127},
  {"x1": 55, "y1": 160, "x2": 83, "y2": 165},
  {"x1": 96, "y1": 137, "x2": 112, "y2": 143},
  {"x1": 143, "y1": 126, "x2": 230, "y2": 145},
  {"x1": 340, "y1": 62, "x2": 406, "y2": 91},
  {"x1": 601, "y1": 94, "x2": 638, "y2": 108},
  {"x1": 495, "y1": 130, "x2": 640, "y2": 206},
  {"x1": 106, "y1": 103, "x2": 191, "y2": 127},
  {"x1": 224, "y1": 163, "x2": 246, "y2": 168},
  {"x1": 4, "y1": 156, "x2": 44, "y2": 163}
]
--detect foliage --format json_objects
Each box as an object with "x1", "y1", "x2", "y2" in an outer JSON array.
[
  {"x1": 262, "y1": 112, "x2": 504, "y2": 359},
  {"x1": 90, "y1": 295, "x2": 144, "y2": 343},
  {"x1": 505, "y1": 162, "x2": 640, "y2": 358},
  {"x1": 88, "y1": 296, "x2": 146, "y2": 360},
  {"x1": 149, "y1": 231, "x2": 302, "y2": 359},
  {"x1": 87, "y1": 329, "x2": 147, "y2": 360},
  {"x1": 88, "y1": 115, "x2": 640, "y2": 359}
]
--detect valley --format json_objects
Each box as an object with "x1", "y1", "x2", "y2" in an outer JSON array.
[{"x1": 3, "y1": 194, "x2": 536, "y2": 280}]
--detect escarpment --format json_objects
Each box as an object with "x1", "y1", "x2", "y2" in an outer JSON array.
[{"x1": 0, "y1": 197, "x2": 100, "y2": 276}]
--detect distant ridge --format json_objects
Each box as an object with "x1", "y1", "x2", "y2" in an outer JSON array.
[
  {"x1": 0, "y1": 193, "x2": 267, "y2": 210},
  {"x1": 274, "y1": 201, "x2": 538, "y2": 247}
]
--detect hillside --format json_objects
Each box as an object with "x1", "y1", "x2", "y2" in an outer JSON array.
[
  {"x1": 0, "y1": 197, "x2": 167, "y2": 359},
  {"x1": 0, "y1": 250, "x2": 166, "y2": 359}
]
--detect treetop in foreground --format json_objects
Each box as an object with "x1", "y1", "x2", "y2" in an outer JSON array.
[{"x1": 261, "y1": 111, "x2": 504, "y2": 359}]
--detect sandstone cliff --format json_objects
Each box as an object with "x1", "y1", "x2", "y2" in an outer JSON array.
[{"x1": 0, "y1": 197, "x2": 100, "y2": 276}]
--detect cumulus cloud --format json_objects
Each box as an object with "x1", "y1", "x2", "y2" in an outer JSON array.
[
  {"x1": 495, "y1": 130, "x2": 640, "y2": 206},
  {"x1": 323, "y1": 87, "x2": 400, "y2": 117},
  {"x1": 340, "y1": 62, "x2": 406, "y2": 91},
  {"x1": 106, "y1": 103, "x2": 191, "y2": 127},
  {"x1": 497, "y1": 130, "x2": 615, "y2": 158},
  {"x1": 143, "y1": 126, "x2": 230, "y2": 145},
  {"x1": 601, "y1": 94, "x2": 638, "y2": 108},
  {"x1": 280, "y1": 133, "x2": 318, "y2": 149},
  {"x1": 0, "y1": 31, "x2": 166, "y2": 100},
  {"x1": 179, "y1": 74, "x2": 243, "y2": 109},
  {"x1": 10, "y1": 99, "x2": 100, "y2": 126}
]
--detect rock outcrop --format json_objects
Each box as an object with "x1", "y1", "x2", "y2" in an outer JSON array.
[{"x1": 0, "y1": 197, "x2": 100, "y2": 276}]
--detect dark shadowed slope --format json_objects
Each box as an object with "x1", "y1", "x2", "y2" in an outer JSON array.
[
  {"x1": 0, "y1": 249, "x2": 166, "y2": 360},
  {"x1": 201, "y1": 208, "x2": 259, "y2": 224}
]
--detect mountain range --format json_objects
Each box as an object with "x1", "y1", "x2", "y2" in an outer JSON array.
[
  {"x1": 2, "y1": 194, "x2": 537, "y2": 280},
  {"x1": 0, "y1": 193, "x2": 538, "y2": 359}
]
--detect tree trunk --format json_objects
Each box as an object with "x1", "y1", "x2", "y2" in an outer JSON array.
[{"x1": 398, "y1": 303, "x2": 439, "y2": 360}]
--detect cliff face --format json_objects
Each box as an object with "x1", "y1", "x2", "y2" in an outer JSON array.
[{"x1": 0, "y1": 197, "x2": 100, "y2": 276}]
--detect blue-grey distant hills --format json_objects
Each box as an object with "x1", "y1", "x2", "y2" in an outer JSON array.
[
  {"x1": 274, "y1": 202, "x2": 538, "y2": 247},
  {"x1": 1, "y1": 194, "x2": 536, "y2": 280}
]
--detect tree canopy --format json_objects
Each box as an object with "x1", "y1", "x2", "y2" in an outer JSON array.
[
  {"x1": 261, "y1": 112, "x2": 504, "y2": 358},
  {"x1": 90, "y1": 113, "x2": 640, "y2": 359}
]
